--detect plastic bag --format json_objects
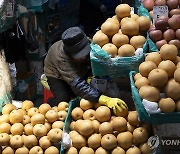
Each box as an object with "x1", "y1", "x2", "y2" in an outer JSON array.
[{"x1": 0, "y1": 50, "x2": 12, "y2": 112}]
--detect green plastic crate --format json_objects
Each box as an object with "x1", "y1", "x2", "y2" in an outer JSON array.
[
  {"x1": 129, "y1": 71, "x2": 180, "y2": 124},
  {"x1": 90, "y1": 42, "x2": 147, "y2": 78},
  {"x1": 60, "y1": 97, "x2": 81, "y2": 154}
]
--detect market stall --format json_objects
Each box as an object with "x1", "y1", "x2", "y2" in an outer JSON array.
[{"x1": 0, "y1": 0, "x2": 180, "y2": 154}]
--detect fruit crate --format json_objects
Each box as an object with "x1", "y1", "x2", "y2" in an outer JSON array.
[
  {"x1": 138, "y1": 5, "x2": 180, "y2": 54},
  {"x1": 90, "y1": 42, "x2": 147, "y2": 78},
  {"x1": 60, "y1": 97, "x2": 80, "y2": 154},
  {"x1": 129, "y1": 71, "x2": 180, "y2": 124}
]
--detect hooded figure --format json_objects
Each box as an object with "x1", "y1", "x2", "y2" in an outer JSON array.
[{"x1": 44, "y1": 26, "x2": 127, "y2": 115}]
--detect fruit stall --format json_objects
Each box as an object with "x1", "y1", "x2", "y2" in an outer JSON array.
[{"x1": 0, "y1": 0, "x2": 180, "y2": 154}]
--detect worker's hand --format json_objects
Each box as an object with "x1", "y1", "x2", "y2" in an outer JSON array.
[{"x1": 98, "y1": 95, "x2": 128, "y2": 115}]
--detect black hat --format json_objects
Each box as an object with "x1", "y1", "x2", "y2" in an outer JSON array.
[{"x1": 61, "y1": 27, "x2": 90, "y2": 59}]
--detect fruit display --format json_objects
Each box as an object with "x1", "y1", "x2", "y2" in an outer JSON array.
[
  {"x1": 134, "y1": 44, "x2": 180, "y2": 113},
  {"x1": 149, "y1": 15, "x2": 180, "y2": 50},
  {"x1": 143, "y1": 0, "x2": 179, "y2": 18},
  {"x1": 142, "y1": 0, "x2": 180, "y2": 50},
  {"x1": 0, "y1": 100, "x2": 69, "y2": 153},
  {"x1": 65, "y1": 98, "x2": 152, "y2": 154},
  {"x1": 92, "y1": 4, "x2": 151, "y2": 58}
]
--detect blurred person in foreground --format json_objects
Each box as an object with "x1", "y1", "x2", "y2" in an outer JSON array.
[{"x1": 44, "y1": 26, "x2": 127, "y2": 115}]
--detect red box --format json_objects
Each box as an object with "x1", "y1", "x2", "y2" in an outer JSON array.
[{"x1": 44, "y1": 89, "x2": 54, "y2": 103}]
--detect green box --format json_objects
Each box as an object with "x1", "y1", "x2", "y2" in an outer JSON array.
[
  {"x1": 129, "y1": 71, "x2": 180, "y2": 124},
  {"x1": 60, "y1": 97, "x2": 80, "y2": 154},
  {"x1": 90, "y1": 42, "x2": 147, "y2": 78}
]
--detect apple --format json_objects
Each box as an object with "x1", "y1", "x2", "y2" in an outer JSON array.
[
  {"x1": 44, "y1": 146, "x2": 59, "y2": 154},
  {"x1": 28, "y1": 107, "x2": 39, "y2": 117},
  {"x1": 126, "y1": 145, "x2": 141, "y2": 154},
  {"x1": 39, "y1": 136, "x2": 52, "y2": 149},
  {"x1": 0, "y1": 114, "x2": 10, "y2": 124},
  {"x1": 33, "y1": 124, "x2": 47, "y2": 138},
  {"x1": 22, "y1": 100, "x2": 34, "y2": 111},
  {"x1": 45, "y1": 110, "x2": 58, "y2": 123},
  {"x1": 0, "y1": 122, "x2": 11, "y2": 134},
  {"x1": 140, "y1": 143, "x2": 152, "y2": 154},
  {"x1": 47, "y1": 128, "x2": 62, "y2": 142},
  {"x1": 2, "y1": 104, "x2": 16, "y2": 115},
  {"x1": 117, "y1": 132, "x2": 133, "y2": 149},
  {"x1": 10, "y1": 123, "x2": 24, "y2": 135},
  {"x1": 52, "y1": 121, "x2": 64, "y2": 129},
  {"x1": 80, "y1": 99, "x2": 94, "y2": 111},
  {"x1": 15, "y1": 146, "x2": 29, "y2": 154},
  {"x1": 39, "y1": 104, "x2": 51, "y2": 115},
  {"x1": 79, "y1": 147, "x2": 94, "y2": 154},
  {"x1": 71, "y1": 107, "x2": 84, "y2": 120},
  {"x1": 66, "y1": 147, "x2": 78, "y2": 154},
  {"x1": 58, "y1": 101, "x2": 69, "y2": 111},
  {"x1": 24, "y1": 135, "x2": 38, "y2": 149},
  {"x1": 127, "y1": 111, "x2": 140, "y2": 126},
  {"x1": 58, "y1": 111, "x2": 67, "y2": 121},
  {"x1": 31, "y1": 113, "x2": 45, "y2": 126},
  {"x1": 10, "y1": 135, "x2": 23, "y2": 149},
  {"x1": 23, "y1": 115, "x2": 31, "y2": 125},
  {"x1": 0, "y1": 133, "x2": 10, "y2": 146},
  {"x1": 24, "y1": 123, "x2": 33, "y2": 135},
  {"x1": 133, "y1": 127, "x2": 149, "y2": 144},
  {"x1": 69, "y1": 131, "x2": 80, "y2": 138},
  {"x1": 112, "y1": 146, "x2": 125, "y2": 154},
  {"x1": 9, "y1": 110, "x2": 23, "y2": 124},
  {"x1": 29, "y1": 146, "x2": 43, "y2": 154},
  {"x1": 2, "y1": 146, "x2": 14, "y2": 154},
  {"x1": 83, "y1": 109, "x2": 96, "y2": 120},
  {"x1": 18, "y1": 109, "x2": 27, "y2": 115}
]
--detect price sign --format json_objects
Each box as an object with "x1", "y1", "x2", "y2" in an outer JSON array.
[
  {"x1": 153, "y1": 5, "x2": 169, "y2": 23},
  {"x1": 91, "y1": 78, "x2": 107, "y2": 92},
  {"x1": 130, "y1": 7, "x2": 134, "y2": 14}
]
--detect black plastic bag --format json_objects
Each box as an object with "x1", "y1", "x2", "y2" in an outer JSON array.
[
  {"x1": 2, "y1": 21, "x2": 26, "y2": 63},
  {"x1": 26, "y1": 16, "x2": 39, "y2": 52}
]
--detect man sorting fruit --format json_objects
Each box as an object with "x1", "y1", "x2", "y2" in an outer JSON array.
[{"x1": 44, "y1": 26, "x2": 127, "y2": 114}]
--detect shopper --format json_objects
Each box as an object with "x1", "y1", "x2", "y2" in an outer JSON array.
[{"x1": 44, "y1": 26, "x2": 127, "y2": 114}]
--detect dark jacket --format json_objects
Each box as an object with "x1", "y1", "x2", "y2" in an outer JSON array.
[{"x1": 44, "y1": 40, "x2": 101, "y2": 102}]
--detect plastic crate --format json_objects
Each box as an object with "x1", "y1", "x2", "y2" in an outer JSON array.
[
  {"x1": 129, "y1": 71, "x2": 180, "y2": 124},
  {"x1": 60, "y1": 97, "x2": 80, "y2": 154},
  {"x1": 90, "y1": 41, "x2": 147, "y2": 78},
  {"x1": 43, "y1": 88, "x2": 54, "y2": 103}
]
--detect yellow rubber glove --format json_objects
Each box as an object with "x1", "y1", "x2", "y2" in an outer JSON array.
[
  {"x1": 98, "y1": 95, "x2": 128, "y2": 115},
  {"x1": 87, "y1": 76, "x2": 95, "y2": 84}
]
